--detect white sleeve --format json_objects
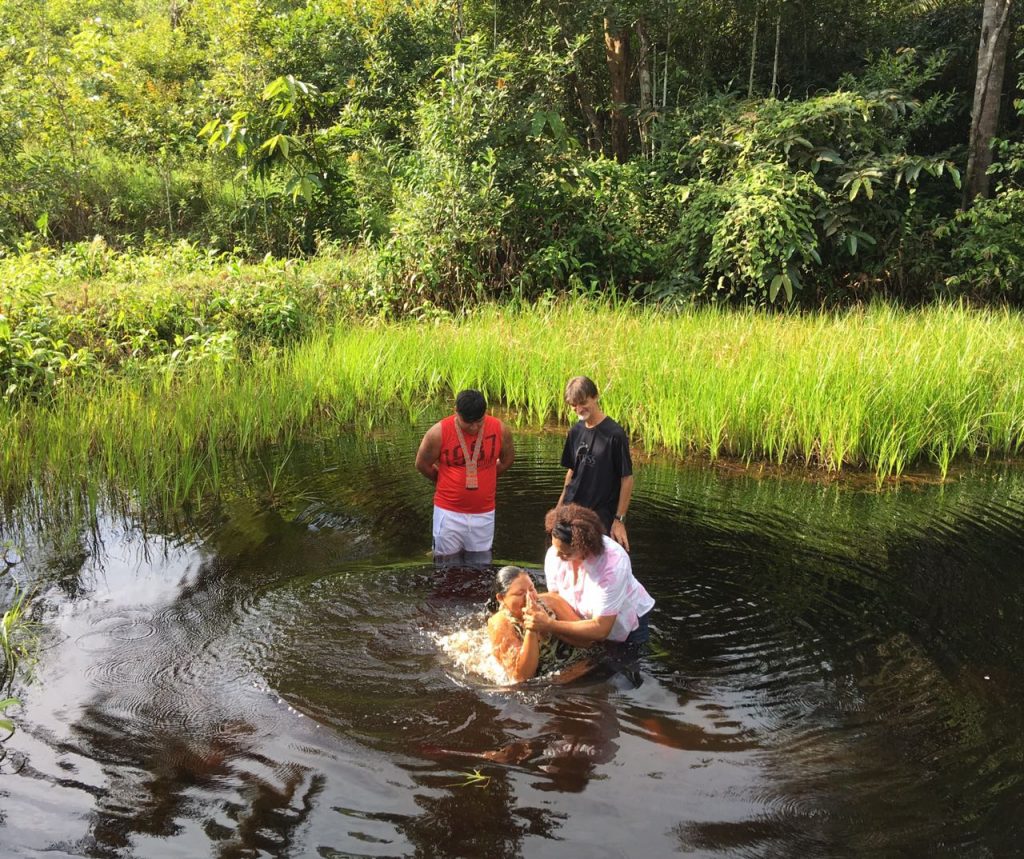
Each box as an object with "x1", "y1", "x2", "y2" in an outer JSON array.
[
  {"x1": 589, "y1": 546, "x2": 631, "y2": 617},
  {"x1": 543, "y1": 546, "x2": 558, "y2": 592}
]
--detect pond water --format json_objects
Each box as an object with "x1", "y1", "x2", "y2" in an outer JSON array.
[{"x1": 1, "y1": 420, "x2": 1023, "y2": 857}]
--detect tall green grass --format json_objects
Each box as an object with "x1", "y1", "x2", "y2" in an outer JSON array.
[
  {"x1": 3, "y1": 301, "x2": 1024, "y2": 523},
  {"x1": 0, "y1": 572, "x2": 36, "y2": 738}
]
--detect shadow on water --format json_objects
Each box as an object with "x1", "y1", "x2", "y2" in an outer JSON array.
[{"x1": 2, "y1": 419, "x2": 1024, "y2": 856}]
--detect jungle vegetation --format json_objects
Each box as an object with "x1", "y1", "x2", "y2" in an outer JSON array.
[{"x1": 1, "y1": 0, "x2": 1023, "y2": 317}]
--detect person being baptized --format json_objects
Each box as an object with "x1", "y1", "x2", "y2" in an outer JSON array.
[{"x1": 487, "y1": 565, "x2": 596, "y2": 683}]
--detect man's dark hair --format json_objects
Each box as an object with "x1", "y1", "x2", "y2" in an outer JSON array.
[
  {"x1": 455, "y1": 389, "x2": 486, "y2": 422},
  {"x1": 564, "y1": 376, "x2": 599, "y2": 406}
]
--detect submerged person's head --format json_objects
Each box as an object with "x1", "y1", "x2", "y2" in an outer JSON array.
[
  {"x1": 494, "y1": 565, "x2": 536, "y2": 620},
  {"x1": 544, "y1": 504, "x2": 605, "y2": 562}
]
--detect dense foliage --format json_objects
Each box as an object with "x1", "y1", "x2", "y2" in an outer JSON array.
[
  {"x1": 0, "y1": 239, "x2": 372, "y2": 401},
  {"x1": 1, "y1": 0, "x2": 1023, "y2": 315}
]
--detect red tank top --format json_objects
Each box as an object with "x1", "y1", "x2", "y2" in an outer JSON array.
[{"x1": 434, "y1": 415, "x2": 503, "y2": 514}]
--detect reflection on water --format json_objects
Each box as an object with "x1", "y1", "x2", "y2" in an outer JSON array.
[{"x1": 2, "y1": 420, "x2": 1024, "y2": 856}]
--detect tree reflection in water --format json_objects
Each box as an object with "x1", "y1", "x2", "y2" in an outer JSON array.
[{"x1": 67, "y1": 704, "x2": 323, "y2": 858}]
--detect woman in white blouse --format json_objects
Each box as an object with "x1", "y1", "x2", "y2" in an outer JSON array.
[{"x1": 525, "y1": 504, "x2": 654, "y2": 647}]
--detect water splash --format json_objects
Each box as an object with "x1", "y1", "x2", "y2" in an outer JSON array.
[{"x1": 435, "y1": 625, "x2": 512, "y2": 687}]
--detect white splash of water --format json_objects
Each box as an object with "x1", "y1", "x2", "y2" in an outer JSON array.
[{"x1": 435, "y1": 624, "x2": 513, "y2": 686}]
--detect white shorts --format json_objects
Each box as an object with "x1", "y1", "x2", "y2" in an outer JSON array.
[{"x1": 432, "y1": 506, "x2": 495, "y2": 555}]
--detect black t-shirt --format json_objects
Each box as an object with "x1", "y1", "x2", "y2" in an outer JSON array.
[{"x1": 560, "y1": 416, "x2": 632, "y2": 531}]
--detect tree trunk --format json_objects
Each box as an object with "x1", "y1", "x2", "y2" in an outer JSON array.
[
  {"x1": 801, "y1": 0, "x2": 808, "y2": 81},
  {"x1": 604, "y1": 16, "x2": 631, "y2": 163},
  {"x1": 748, "y1": 2, "x2": 759, "y2": 98},
  {"x1": 454, "y1": 0, "x2": 465, "y2": 43},
  {"x1": 636, "y1": 18, "x2": 653, "y2": 158},
  {"x1": 569, "y1": 71, "x2": 604, "y2": 154},
  {"x1": 663, "y1": 29, "x2": 670, "y2": 108},
  {"x1": 964, "y1": 0, "x2": 1013, "y2": 207},
  {"x1": 546, "y1": 2, "x2": 604, "y2": 153},
  {"x1": 771, "y1": 11, "x2": 781, "y2": 97}
]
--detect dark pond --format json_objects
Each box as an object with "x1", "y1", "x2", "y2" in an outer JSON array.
[{"x1": 2, "y1": 418, "x2": 1024, "y2": 857}]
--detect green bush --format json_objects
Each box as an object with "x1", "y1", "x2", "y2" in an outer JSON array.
[
  {"x1": 651, "y1": 49, "x2": 961, "y2": 305},
  {"x1": 943, "y1": 190, "x2": 1024, "y2": 301},
  {"x1": 0, "y1": 242, "x2": 372, "y2": 402},
  {"x1": 373, "y1": 36, "x2": 667, "y2": 311}
]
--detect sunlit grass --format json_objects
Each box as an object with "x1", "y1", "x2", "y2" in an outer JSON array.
[
  {"x1": 3, "y1": 301, "x2": 1024, "y2": 521},
  {"x1": 0, "y1": 571, "x2": 37, "y2": 738},
  {"x1": 0, "y1": 582, "x2": 33, "y2": 688}
]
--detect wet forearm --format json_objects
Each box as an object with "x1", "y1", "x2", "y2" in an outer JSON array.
[
  {"x1": 547, "y1": 617, "x2": 613, "y2": 643},
  {"x1": 512, "y1": 632, "x2": 540, "y2": 681}
]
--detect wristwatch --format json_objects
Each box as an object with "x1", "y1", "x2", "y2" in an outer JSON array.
[{"x1": 614, "y1": 513, "x2": 626, "y2": 523}]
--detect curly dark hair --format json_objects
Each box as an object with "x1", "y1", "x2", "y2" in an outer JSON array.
[{"x1": 544, "y1": 504, "x2": 605, "y2": 559}]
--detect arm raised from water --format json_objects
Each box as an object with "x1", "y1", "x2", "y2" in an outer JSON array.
[{"x1": 487, "y1": 610, "x2": 539, "y2": 683}]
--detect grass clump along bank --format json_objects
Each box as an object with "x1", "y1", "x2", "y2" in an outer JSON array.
[
  {"x1": 3, "y1": 301, "x2": 1023, "y2": 526},
  {"x1": 0, "y1": 240, "x2": 376, "y2": 402},
  {"x1": 0, "y1": 549, "x2": 37, "y2": 746}
]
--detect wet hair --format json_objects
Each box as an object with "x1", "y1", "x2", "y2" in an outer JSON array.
[
  {"x1": 544, "y1": 504, "x2": 605, "y2": 559},
  {"x1": 564, "y1": 376, "x2": 599, "y2": 406},
  {"x1": 455, "y1": 389, "x2": 486, "y2": 422},
  {"x1": 494, "y1": 565, "x2": 529, "y2": 595}
]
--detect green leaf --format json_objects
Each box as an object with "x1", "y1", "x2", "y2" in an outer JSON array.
[
  {"x1": 286, "y1": 174, "x2": 320, "y2": 203},
  {"x1": 260, "y1": 134, "x2": 289, "y2": 158},
  {"x1": 198, "y1": 118, "x2": 221, "y2": 140},
  {"x1": 262, "y1": 76, "x2": 288, "y2": 100}
]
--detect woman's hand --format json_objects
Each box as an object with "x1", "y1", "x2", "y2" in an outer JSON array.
[{"x1": 524, "y1": 597, "x2": 552, "y2": 634}]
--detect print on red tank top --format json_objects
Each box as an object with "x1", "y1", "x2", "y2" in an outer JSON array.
[{"x1": 434, "y1": 415, "x2": 502, "y2": 514}]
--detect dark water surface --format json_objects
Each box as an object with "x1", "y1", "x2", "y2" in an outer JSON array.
[{"x1": 2, "y1": 422, "x2": 1024, "y2": 857}]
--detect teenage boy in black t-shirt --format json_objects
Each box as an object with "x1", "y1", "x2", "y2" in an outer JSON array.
[{"x1": 556, "y1": 376, "x2": 633, "y2": 551}]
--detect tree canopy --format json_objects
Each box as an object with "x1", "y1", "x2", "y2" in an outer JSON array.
[{"x1": 1, "y1": 0, "x2": 1022, "y2": 308}]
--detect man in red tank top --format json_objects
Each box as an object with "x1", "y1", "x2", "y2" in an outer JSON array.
[{"x1": 415, "y1": 390, "x2": 515, "y2": 565}]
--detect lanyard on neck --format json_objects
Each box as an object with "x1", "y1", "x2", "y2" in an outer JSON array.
[{"x1": 454, "y1": 419, "x2": 484, "y2": 489}]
